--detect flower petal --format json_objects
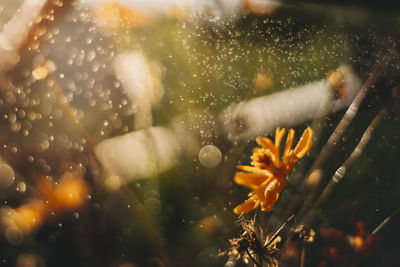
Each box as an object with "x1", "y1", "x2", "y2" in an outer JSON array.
[
  {"x1": 233, "y1": 198, "x2": 259, "y2": 214},
  {"x1": 256, "y1": 136, "x2": 275, "y2": 151},
  {"x1": 260, "y1": 194, "x2": 278, "y2": 212},
  {"x1": 283, "y1": 151, "x2": 298, "y2": 174},
  {"x1": 274, "y1": 127, "x2": 286, "y2": 151},
  {"x1": 251, "y1": 147, "x2": 279, "y2": 170},
  {"x1": 237, "y1": 165, "x2": 273, "y2": 176},
  {"x1": 293, "y1": 127, "x2": 313, "y2": 158},
  {"x1": 282, "y1": 129, "x2": 295, "y2": 162},
  {"x1": 233, "y1": 127, "x2": 313, "y2": 215},
  {"x1": 234, "y1": 172, "x2": 269, "y2": 189}
]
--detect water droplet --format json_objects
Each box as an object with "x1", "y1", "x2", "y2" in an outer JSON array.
[
  {"x1": 198, "y1": 145, "x2": 222, "y2": 168},
  {"x1": 0, "y1": 164, "x2": 15, "y2": 188},
  {"x1": 16, "y1": 182, "x2": 26, "y2": 193},
  {"x1": 5, "y1": 226, "x2": 23, "y2": 245}
]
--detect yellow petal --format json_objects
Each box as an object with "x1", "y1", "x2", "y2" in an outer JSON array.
[
  {"x1": 255, "y1": 137, "x2": 280, "y2": 167},
  {"x1": 233, "y1": 127, "x2": 313, "y2": 215},
  {"x1": 282, "y1": 129, "x2": 295, "y2": 162},
  {"x1": 293, "y1": 127, "x2": 313, "y2": 158},
  {"x1": 256, "y1": 136, "x2": 275, "y2": 151},
  {"x1": 254, "y1": 186, "x2": 268, "y2": 202},
  {"x1": 233, "y1": 198, "x2": 259, "y2": 214},
  {"x1": 267, "y1": 175, "x2": 286, "y2": 193},
  {"x1": 260, "y1": 195, "x2": 278, "y2": 212},
  {"x1": 274, "y1": 128, "x2": 286, "y2": 150},
  {"x1": 283, "y1": 152, "x2": 298, "y2": 174},
  {"x1": 263, "y1": 179, "x2": 278, "y2": 196},
  {"x1": 234, "y1": 172, "x2": 269, "y2": 189},
  {"x1": 237, "y1": 165, "x2": 273, "y2": 176},
  {"x1": 251, "y1": 147, "x2": 279, "y2": 169},
  {"x1": 260, "y1": 175, "x2": 277, "y2": 188}
]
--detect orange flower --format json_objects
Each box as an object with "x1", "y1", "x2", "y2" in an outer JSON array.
[{"x1": 233, "y1": 127, "x2": 313, "y2": 214}]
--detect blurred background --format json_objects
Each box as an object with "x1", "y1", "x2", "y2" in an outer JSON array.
[{"x1": 0, "y1": 0, "x2": 399, "y2": 266}]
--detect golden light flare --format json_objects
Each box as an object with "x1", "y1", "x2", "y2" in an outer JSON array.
[
  {"x1": 36, "y1": 173, "x2": 90, "y2": 212},
  {"x1": 327, "y1": 66, "x2": 350, "y2": 99},
  {"x1": 12, "y1": 200, "x2": 46, "y2": 233},
  {"x1": 31, "y1": 60, "x2": 56, "y2": 81},
  {"x1": 254, "y1": 69, "x2": 274, "y2": 91},
  {"x1": 168, "y1": 4, "x2": 191, "y2": 21},
  {"x1": 242, "y1": 0, "x2": 280, "y2": 16},
  {"x1": 0, "y1": 171, "x2": 90, "y2": 240},
  {"x1": 93, "y1": 3, "x2": 152, "y2": 33},
  {"x1": 51, "y1": 175, "x2": 89, "y2": 211}
]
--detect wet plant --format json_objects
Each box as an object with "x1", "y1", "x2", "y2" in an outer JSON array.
[
  {"x1": 222, "y1": 51, "x2": 399, "y2": 266},
  {"x1": 0, "y1": 1, "x2": 399, "y2": 267}
]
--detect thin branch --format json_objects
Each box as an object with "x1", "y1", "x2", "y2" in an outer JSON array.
[
  {"x1": 341, "y1": 108, "x2": 386, "y2": 168},
  {"x1": 310, "y1": 53, "x2": 392, "y2": 170},
  {"x1": 224, "y1": 255, "x2": 238, "y2": 267},
  {"x1": 279, "y1": 53, "x2": 393, "y2": 225},
  {"x1": 371, "y1": 207, "x2": 400, "y2": 235},
  {"x1": 265, "y1": 215, "x2": 294, "y2": 248},
  {"x1": 245, "y1": 249, "x2": 260, "y2": 267},
  {"x1": 300, "y1": 243, "x2": 306, "y2": 267},
  {"x1": 300, "y1": 107, "x2": 387, "y2": 225}
]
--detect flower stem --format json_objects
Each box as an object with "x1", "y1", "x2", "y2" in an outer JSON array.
[
  {"x1": 301, "y1": 107, "x2": 387, "y2": 225},
  {"x1": 279, "y1": 52, "x2": 394, "y2": 227}
]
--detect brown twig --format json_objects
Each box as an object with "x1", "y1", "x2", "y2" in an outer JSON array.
[
  {"x1": 279, "y1": 52, "x2": 393, "y2": 226},
  {"x1": 300, "y1": 107, "x2": 387, "y2": 225},
  {"x1": 371, "y1": 207, "x2": 400, "y2": 235},
  {"x1": 246, "y1": 249, "x2": 261, "y2": 267},
  {"x1": 309, "y1": 53, "x2": 392, "y2": 171},
  {"x1": 224, "y1": 255, "x2": 238, "y2": 267},
  {"x1": 300, "y1": 243, "x2": 306, "y2": 267}
]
